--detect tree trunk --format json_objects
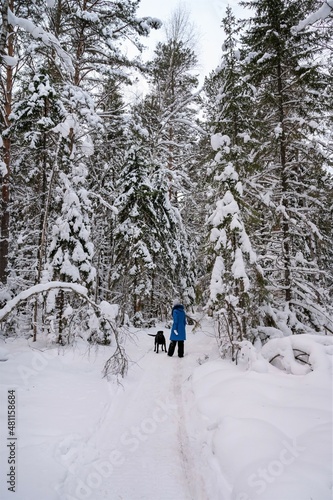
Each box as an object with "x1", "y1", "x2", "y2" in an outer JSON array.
[
  {"x1": 277, "y1": 58, "x2": 292, "y2": 304},
  {"x1": 0, "y1": 0, "x2": 13, "y2": 285}
]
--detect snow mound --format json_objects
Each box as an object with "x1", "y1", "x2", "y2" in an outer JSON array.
[
  {"x1": 0, "y1": 347, "x2": 9, "y2": 361},
  {"x1": 261, "y1": 334, "x2": 332, "y2": 374},
  {"x1": 192, "y1": 351, "x2": 332, "y2": 500}
]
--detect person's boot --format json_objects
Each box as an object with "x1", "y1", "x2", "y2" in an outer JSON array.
[{"x1": 168, "y1": 341, "x2": 176, "y2": 356}]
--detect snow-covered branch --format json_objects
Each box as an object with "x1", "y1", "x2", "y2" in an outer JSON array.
[
  {"x1": 88, "y1": 192, "x2": 119, "y2": 214},
  {"x1": 172, "y1": 118, "x2": 207, "y2": 134},
  {"x1": 0, "y1": 282, "x2": 88, "y2": 322},
  {"x1": 160, "y1": 90, "x2": 202, "y2": 130},
  {"x1": 8, "y1": 9, "x2": 74, "y2": 75},
  {"x1": 294, "y1": 0, "x2": 333, "y2": 31}
]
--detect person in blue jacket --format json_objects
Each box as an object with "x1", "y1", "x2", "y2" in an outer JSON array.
[{"x1": 168, "y1": 299, "x2": 186, "y2": 358}]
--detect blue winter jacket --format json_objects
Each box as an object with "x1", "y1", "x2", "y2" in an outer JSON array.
[{"x1": 170, "y1": 304, "x2": 186, "y2": 341}]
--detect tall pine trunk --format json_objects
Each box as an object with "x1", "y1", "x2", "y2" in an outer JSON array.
[
  {"x1": 0, "y1": 0, "x2": 13, "y2": 285},
  {"x1": 277, "y1": 58, "x2": 292, "y2": 304}
]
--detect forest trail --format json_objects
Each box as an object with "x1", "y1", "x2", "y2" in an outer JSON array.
[
  {"x1": 2, "y1": 322, "x2": 330, "y2": 500},
  {"x1": 55, "y1": 326, "x2": 213, "y2": 500}
]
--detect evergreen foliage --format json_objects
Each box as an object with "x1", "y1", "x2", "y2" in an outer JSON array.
[
  {"x1": 0, "y1": 0, "x2": 331, "y2": 359},
  {"x1": 239, "y1": 0, "x2": 333, "y2": 334},
  {"x1": 203, "y1": 0, "x2": 332, "y2": 355}
]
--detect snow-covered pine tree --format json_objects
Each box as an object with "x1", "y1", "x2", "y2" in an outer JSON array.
[
  {"x1": 204, "y1": 7, "x2": 267, "y2": 357},
  {"x1": 125, "y1": 92, "x2": 197, "y2": 315},
  {"x1": 10, "y1": 68, "x2": 61, "y2": 282},
  {"x1": 109, "y1": 85, "x2": 197, "y2": 323},
  {"x1": 42, "y1": 0, "x2": 162, "y2": 329},
  {"x1": 142, "y1": 16, "x2": 202, "y2": 309},
  {"x1": 47, "y1": 0, "x2": 161, "y2": 91},
  {"x1": 0, "y1": 0, "x2": 76, "y2": 334},
  {"x1": 0, "y1": 0, "x2": 161, "y2": 340},
  {"x1": 240, "y1": 0, "x2": 333, "y2": 334},
  {"x1": 106, "y1": 7, "x2": 202, "y2": 322},
  {"x1": 48, "y1": 167, "x2": 96, "y2": 289},
  {"x1": 46, "y1": 162, "x2": 95, "y2": 344},
  {"x1": 111, "y1": 141, "x2": 178, "y2": 324},
  {"x1": 87, "y1": 78, "x2": 127, "y2": 305},
  {"x1": 4, "y1": 3, "x2": 100, "y2": 341},
  {"x1": 293, "y1": 0, "x2": 333, "y2": 336}
]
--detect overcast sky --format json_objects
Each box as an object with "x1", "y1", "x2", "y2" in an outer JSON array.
[{"x1": 136, "y1": 0, "x2": 248, "y2": 80}]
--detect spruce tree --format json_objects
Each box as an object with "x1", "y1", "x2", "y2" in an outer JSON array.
[
  {"x1": 204, "y1": 7, "x2": 266, "y2": 355},
  {"x1": 0, "y1": 0, "x2": 161, "y2": 339},
  {"x1": 240, "y1": 0, "x2": 333, "y2": 333},
  {"x1": 146, "y1": 36, "x2": 201, "y2": 309}
]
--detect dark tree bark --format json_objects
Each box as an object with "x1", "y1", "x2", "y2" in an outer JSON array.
[{"x1": 0, "y1": 0, "x2": 13, "y2": 285}]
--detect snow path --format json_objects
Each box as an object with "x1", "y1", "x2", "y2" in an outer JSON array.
[
  {"x1": 1, "y1": 325, "x2": 331, "y2": 500},
  {"x1": 53, "y1": 327, "x2": 214, "y2": 500}
]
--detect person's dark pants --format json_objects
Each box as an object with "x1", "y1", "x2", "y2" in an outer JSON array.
[{"x1": 168, "y1": 340, "x2": 184, "y2": 357}]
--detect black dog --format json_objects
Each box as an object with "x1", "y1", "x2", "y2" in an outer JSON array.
[{"x1": 148, "y1": 331, "x2": 167, "y2": 353}]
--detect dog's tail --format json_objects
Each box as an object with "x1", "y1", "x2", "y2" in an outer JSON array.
[{"x1": 147, "y1": 334, "x2": 156, "y2": 337}]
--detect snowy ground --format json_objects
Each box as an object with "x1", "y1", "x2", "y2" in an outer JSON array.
[{"x1": 0, "y1": 320, "x2": 332, "y2": 500}]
